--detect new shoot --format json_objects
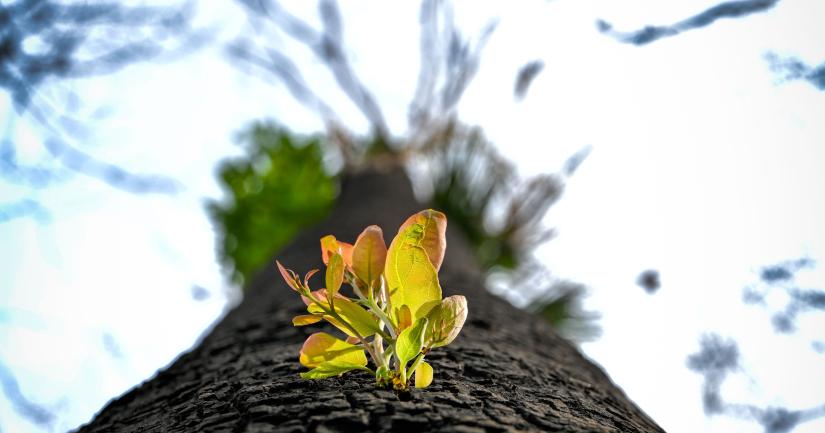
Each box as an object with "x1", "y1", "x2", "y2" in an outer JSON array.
[{"x1": 277, "y1": 209, "x2": 468, "y2": 390}]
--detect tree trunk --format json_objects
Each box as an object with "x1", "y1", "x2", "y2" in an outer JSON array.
[{"x1": 77, "y1": 169, "x2": 664, "y2": 433}]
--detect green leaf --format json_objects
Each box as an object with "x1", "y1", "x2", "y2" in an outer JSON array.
[
  {"x1": 425, "y1": 295, "x2": 468, "y2": 348},
  {"x1": 307, "y1": 290, "x2": 382, "y2": 337},
  {"x1": 414, "y1": 361, "x2": 434, "y2": 388},
  {"x1": 300, "y1": 361, "x2": 368, "y2": 379},
  {"x1": 351, "y1": 225, "x2": 387, "y2": 288},
  {"x1": 395, "y1": 209, "x2": 447, "y2": 272},
  {"x1": 396, "y1": 317, "x2": 428, "y2": 366},
  {"x1": 299, "y1": 332, "x2": 367, "y2": 368},
  {"x1": 326, "y1": 253, "x2": 344, "y2": 298},
  {"x1": 292, "y1": 314, "x2": 323, "y2": 326},
  {"x1": 385, "y1": 215, "x2": 442, "y2": 321}
]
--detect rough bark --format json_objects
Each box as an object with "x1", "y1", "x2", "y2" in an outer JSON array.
[{"x1": 77, "y1": 169, "x2": 664, "y2": 433}]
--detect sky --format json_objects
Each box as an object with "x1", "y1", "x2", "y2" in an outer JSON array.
[{"x1": 1, "y1": 0, "x2": 824, "y2": 432}]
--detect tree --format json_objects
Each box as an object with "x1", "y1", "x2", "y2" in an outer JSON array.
[
  {"x1": 77, "y1": 168, "x2": 662, "y2": 432},
  {"x1": 46, "y1": 1, "x2": 653, "y2": 430}
]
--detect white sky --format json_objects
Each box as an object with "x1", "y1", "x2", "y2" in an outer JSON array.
[{"x1": 1, "y1": 1, "x2": 824, "y2": 432}]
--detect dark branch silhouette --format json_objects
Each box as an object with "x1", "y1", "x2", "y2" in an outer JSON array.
[
  {"x1": 597, "y1": 0, "x2": 780, "y2": 46},
  {"x1": 514, "y1": 60, "x2": 544, "y2": 100}
]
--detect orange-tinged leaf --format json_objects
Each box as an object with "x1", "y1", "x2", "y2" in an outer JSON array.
[
  {"x1": 326, "y1": 253, "x2": 344, "y2": 298},
  {"x1": 340, "y1": 242, "x2": 354, "y2": 267},
  {"x1": 345, "y1": 336, "x2": 360, "y2": 345},
  {"x1": 398, "y1": 304, "x2": 412, "y2": 332},
  {"x1": 292, "y1": 315, "x2": 323, "y2": 326},
  {"x1": 276, "y1": 260, "x2": 301, "y2": 292},
  {"x1": 415, "y1": 361, "x2": 434, "y2": 388},
  {"x1": 321, "y1": 236, "x2": 354, "y2": 268},
  {"x1": 299, "y1": 332, "x2": 367, "y2": 368},
  {"x1": 352, "y1": 225, "x2": 387, "y2": 287},
  {"x1": 320, "y1": 235, "x2": 339, "y2": 265},
  {"x1": 303, "y1": 269, "x2": 320, "y2": 289},
  {"x1": 395, "y1": 209, "x2": 447, "y2": 272}
]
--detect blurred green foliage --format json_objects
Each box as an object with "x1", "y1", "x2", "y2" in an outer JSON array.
[
  {"x1": 208, "y1": 122, "x2": 337, "y2": 287},
  {"x1": 207, "y1": 120, "x2": 596, "y2": 340}
]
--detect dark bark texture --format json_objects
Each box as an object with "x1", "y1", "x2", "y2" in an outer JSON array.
[{"x1": 78, "y1": 170, "x2": 664, "y2": 433}]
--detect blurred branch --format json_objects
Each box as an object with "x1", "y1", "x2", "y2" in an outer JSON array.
[
  {"x1": 43, "y1": 137, "x2": 181, "y2": 194},
  {"x1": 514, "y1": 60, "x2": 544, "y2": 100},
  {"x1": 765, "y1": 53, "x2": 825, "y2": 91},
  {"x1": 1, "y1": 0, "x2": 202, "y2": 112},
  {"x1": 0, "y1": 0, "x2": 203, "y2": 202},
  {"x1": 743, "y1": 258, "x2": 822, "y2": 334},
  {"x1": 408, "y1": 0, "x2": 497, "y2": 148},
  {"x1": 0, "y1": 359, "x2": 55, "y2": 429},
  {"x1": 688, "y1": 334, "x2": 825, "y2": 433},
  {"x1": 232, "y1": 0, "x2": 389, "y2": 143},
  {"x1": 0, "y1": 198, "x2": 50, "y2": 223},
  {"x1": 227, "y1": 41, "x2": 336, "y2": 121},
  {"x1": 0, "y1": 135, "x2": 65, "y2": 188},
  {"x1": 597, "y1": 0, "x2": 780, "y2": 46}
]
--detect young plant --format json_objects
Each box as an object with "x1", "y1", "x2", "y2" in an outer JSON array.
[{"x1": 277, "y1": 209, "x2": 468, "y2": 390}]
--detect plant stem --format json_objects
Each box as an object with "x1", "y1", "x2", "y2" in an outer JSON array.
[
  {"x1": 366, "y1": 297, "x2": 397, "y2": 339},
  {"x1": 351, "y1": 279, "x2": 397, "y2": 340}
]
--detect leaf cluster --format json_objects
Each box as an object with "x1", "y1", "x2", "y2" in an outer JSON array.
[
  {"x1": 209, "y1": 122, "x2": 336, "y2": 286},
  {"x1": 277, "y1": 209, "x2": 467, "y2": 390}
]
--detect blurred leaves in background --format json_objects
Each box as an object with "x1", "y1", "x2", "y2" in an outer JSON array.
[
  {"x1": 208, "y1": 121, "x2": 336, "y2": 286},
  {"x1": 210, "y1": 0, "x2": 598, "y2": 341}
]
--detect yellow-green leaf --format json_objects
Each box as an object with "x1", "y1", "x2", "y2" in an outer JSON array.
[
  {"x1": 292, "y1": 315, "x2": 323, "y2": 326},
  {"x1": 326, "y1": 253, "x2": 344, "y2": 298},
  {"x1": 415, "y1": 361, "x2": 434, "y2": 388},
  {"x1": 425, "y1": 295, "x2": 468, "y2": 348},
  {"x1": 352, "y1": 225, "x2": 387, "y2": 288},
  {"x1": 395, "y1": 209, "x2": 447, "y2": 272},
  {"x1": 396, "y1": 317, "x2": 428, "y2": 366},
  {"x1": 385, "y1": 239, "x2": 441, "y2": 321},
  {"x1": 299, "y1": 332, "x2": 367, "y2": 368},
  {"x1": 300, "y1": 361, "x2": 368, "y2": 379},
  {"x1": 306, "y1": 290, "x2": 382, "y2": 337}
]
